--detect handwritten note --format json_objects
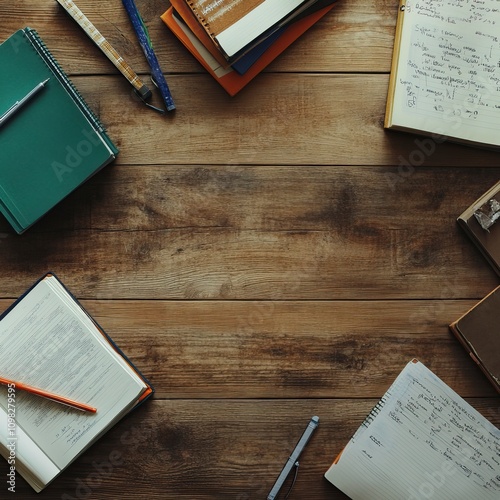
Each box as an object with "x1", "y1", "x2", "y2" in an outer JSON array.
[
  {"x1": 391, "y1": 0, "x2": 500, "y2": 144},
  {"x1": 325, "y1": 360, "x2": 500, "y2": 500}
]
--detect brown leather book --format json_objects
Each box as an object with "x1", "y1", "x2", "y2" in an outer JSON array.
[
  {"x1": 458, "y1": 180, "x2": 500, "y2": 276},
  {"x1": 449, "y1": 286, "x2": 500, "y2": 393},
  {"x1": 183, "y1": 0, "x2": 318, "y2": 61}
]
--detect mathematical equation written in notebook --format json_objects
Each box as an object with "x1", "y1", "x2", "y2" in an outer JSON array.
[{"x1": 399, "y1": 0, "x2": 500, "y2": 129}]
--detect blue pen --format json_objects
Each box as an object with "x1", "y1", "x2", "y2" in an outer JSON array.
[{"x1": 122, "y1": 0, "x2": 176, "y2": 112}]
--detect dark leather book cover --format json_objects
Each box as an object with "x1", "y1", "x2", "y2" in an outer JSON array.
[{"x1": 449, "y1": 286, "x2": 500, "y2": 393}]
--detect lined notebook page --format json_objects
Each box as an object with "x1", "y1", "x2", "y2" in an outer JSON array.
[
  {"x1": 325, "y1": 360, "x2": 500, "y2": 499},
  {"x1": 390, "y1": 0, "x2": 500, "y2": 146}
]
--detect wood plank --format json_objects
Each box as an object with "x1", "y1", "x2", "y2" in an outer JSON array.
[
  {"x1": 1, "y1": 165, "x2": 499, "y2": 299},
  {"x1": 18, "y1": 164, "x2": 499, "y2": 234},
  {"x1": 0, "y1": 224, "x2": 497, "y2": 300},
  {"x1": 44, "y1": 74, "x2": 499, "y2": 167},
  {"x1": 84, "y1": 299, "x2": 500, "y2": 399},
  {"x1": 4, "y1": 399, "x2": 499, "y2": 499},
  {"x1": 0, "y1": 299, "x2": 496, "y2": 398},
  {"x1": 0, "y1": 0, "x2": 397, "y2": 74}
]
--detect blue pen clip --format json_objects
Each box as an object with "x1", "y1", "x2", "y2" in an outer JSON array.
[{"x1": 122, "y1": 0, "x2": 176, "y2": 113}]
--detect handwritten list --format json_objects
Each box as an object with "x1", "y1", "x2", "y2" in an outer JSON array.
[
  {"x1": 325, "y1": 360, "x2": 500, "y2": 500},
  {"x1": 392, "y1": 0, "x2": 500, "y2": 144}
]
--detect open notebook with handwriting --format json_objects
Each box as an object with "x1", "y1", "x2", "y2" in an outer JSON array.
[
  {"x1": 384, "y1": 0, "x2": 500, "y2": 150},
  {"x1": 325, "y1": 359, "x2": 500, "y2": 499},
  {"x1": 0, "y1": 273, "x2": 153, "y2": 492}
]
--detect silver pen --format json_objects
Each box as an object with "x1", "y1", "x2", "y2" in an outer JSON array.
[
  {"x1": 267, "y1": 416, "x2": 319, "y2": 500},
  {"x1": 0, "y1": 78, "x2": 50, "y2": 127}
]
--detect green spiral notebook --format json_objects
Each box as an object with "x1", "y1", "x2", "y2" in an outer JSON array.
[{"x1": 0, "y1": 27, "x2": 118, "y2": 234}]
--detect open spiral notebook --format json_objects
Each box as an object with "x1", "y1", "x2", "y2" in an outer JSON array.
[{"x1": 325, "y1": 359, "x2": 500, "y2": 499}]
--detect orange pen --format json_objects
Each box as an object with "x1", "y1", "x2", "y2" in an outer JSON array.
[{"x1": 0, "y1": 376, "x2": 97, "y2": 413}]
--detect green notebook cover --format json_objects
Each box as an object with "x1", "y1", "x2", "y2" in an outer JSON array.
[{"x1": 0, "y1": 27, "x2": 118, "y2": 233}]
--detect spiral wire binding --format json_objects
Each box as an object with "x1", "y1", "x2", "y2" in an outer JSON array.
[
  {"x1": 24, "y1": 27, "x2": 105, "y2": 134},
  {"x1": 362, "y1": 396, "x2": 387, "y2": 428}
]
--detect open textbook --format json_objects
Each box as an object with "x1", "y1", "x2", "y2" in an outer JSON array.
[{"x1": 0, "y1": 273, "x2": 153, "y2": 491}]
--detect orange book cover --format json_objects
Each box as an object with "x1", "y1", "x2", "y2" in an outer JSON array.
[{"x1": 161, "y1": 4, "x2": 334, "y2": 96}]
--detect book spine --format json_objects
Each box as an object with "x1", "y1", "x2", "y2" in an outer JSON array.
[
  {"x1": 0, "y1": 185, "x2": 28, "y2": 233},
  {"x1": 362, "y1": 396, "x2": 386, "y2": 428},
  {"x1": 384, "y1": 0, "x2": 406, "y2": 129},
  {"x1": 23, "y1": 27, "x2": 106, "y2": 134},
  {"x1": 185, "y1": 0, "x2": 219, "y2": 42},
  {"x1": 185, "y1": 1, "x2": 209, "y2": 28}
]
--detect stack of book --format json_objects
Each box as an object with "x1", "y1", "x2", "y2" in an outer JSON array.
[{"x1": 161, "y1": 0, "x2": 337, "y2": 95}]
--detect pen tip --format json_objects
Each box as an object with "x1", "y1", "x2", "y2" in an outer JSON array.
[{"x1": 43, "y1": 78, "x2": 50, "y2": 85}]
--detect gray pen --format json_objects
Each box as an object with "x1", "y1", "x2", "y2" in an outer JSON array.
[
  {"x1": 267, "y1": 416, "x2": 319, "y2": 500},
  {"x1": 0, "y1": 78, "x2": 50, "y2": 127}
]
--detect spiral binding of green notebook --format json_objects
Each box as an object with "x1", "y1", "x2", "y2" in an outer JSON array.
[{"x1": 0, "y1": 27, "x2": 118, "y2": 234}]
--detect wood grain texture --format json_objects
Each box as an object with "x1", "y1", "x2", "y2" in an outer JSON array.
[
  {"x1": 29, "y1": 74, "x2": 500, "y2": 167},
  {"x1": 0, "y1": 298, "x2": 495, "y2": 399},
  {"x1": 0, "y1": 0, "x2": 397, "y2": 74},
  {"x1": 8, "y1": 399, "x2": 500, "y2": 499},
  {"x1": 0, "y1": 0, "x2": 499, "y2": 499},
  {"x1": 0, "y1": 167, "x2": 498, "y2": 299}
]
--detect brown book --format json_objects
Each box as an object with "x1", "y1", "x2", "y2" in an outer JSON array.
[
  {"x1": 457, "y1": 180, "x2": 500, "y2": 276},
  {"x1": 449, "y1": 286, "x2": 500, "y2": 393},
  {"x1": 184, "y1": 0, "x2": 318, "y2": 61}
]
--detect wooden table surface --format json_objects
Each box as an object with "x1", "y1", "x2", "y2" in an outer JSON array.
[{"x1": 1, "y1": 1, "x2": 500, "y2": 498}]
